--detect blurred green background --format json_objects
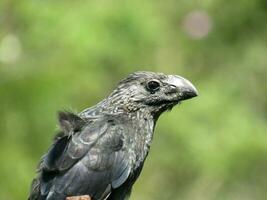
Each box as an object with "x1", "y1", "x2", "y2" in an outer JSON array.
[{"x1": 1, "y1": 0, "x2": 267, "y2": 199}]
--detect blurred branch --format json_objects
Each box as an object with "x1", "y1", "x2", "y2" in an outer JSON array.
[{"x1": 66, "y1": 195, "x2": 91, "y2": 200}]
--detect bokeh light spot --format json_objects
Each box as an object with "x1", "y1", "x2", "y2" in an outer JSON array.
[
  {"x1": 0, "y1": 34, "x2": 22, "y2": 64},
  {"x1": 182, "y1": 10, "x2": 212, "y2": 39}
]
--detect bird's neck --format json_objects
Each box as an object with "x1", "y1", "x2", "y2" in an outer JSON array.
[
  {"x1": 124, "y1": 108, "x2": 157, "y2": 169},
  {"x1": 131, "y1": 110, "x2": 155, "y2": 168}
]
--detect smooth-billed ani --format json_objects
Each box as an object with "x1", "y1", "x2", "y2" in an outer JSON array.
[{"x1": 29, "y1": 71, "x2": 198, "y2": 200}]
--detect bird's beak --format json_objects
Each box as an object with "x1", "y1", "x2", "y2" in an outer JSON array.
[{"x1": 166, "y1": 75, "x2": 198, "y2": 101}]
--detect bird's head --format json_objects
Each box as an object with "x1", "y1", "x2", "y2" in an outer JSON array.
[{"x1": 107, "y1": 71, "x2": 198, "y2": 118}]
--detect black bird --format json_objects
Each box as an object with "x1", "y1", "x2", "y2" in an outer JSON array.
[{"x1": 29, "y1": 71, "x2": 198, "y2": 200}]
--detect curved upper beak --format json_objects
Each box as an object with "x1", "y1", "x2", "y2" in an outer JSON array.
[{"x1": 166, "y1": 75, "x2": 198, "y2": 101}]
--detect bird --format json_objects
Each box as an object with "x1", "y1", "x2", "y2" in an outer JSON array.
[{"x1": 28, "y1": 71, "x2": 198, "y2": 200}]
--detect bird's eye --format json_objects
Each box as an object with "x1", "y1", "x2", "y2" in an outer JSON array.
[{"x1": 146, "y1": 80, "x2": 160, "y2": 93}]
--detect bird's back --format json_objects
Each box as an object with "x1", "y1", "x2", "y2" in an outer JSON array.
[{"x1": 29, "y1": 112, "x2": 139, "y2": 200}]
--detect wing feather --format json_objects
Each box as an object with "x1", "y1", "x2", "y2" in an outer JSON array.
[{"x1": 31, "y1": 112, "x2": 133, "y2": 200}]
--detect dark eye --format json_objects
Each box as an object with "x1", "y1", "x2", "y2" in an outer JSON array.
[{"x1": 146, "y1": 80, "x2": 160, "y2": 92}]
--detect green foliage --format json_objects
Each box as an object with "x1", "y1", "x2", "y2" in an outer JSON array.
[{"x1": 0, "y1": 0, "x2": 267, "y2": 199}]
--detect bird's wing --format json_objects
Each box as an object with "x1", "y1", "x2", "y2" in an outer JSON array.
[
  {"x1": 33, "y1": 112, "x2": 132, "y2": 199},
  {"x1": 39, "y1": 111, "x2": 87, "y2": 172}
]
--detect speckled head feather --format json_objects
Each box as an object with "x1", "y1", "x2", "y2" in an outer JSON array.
[{"x1": 104, "y1": 71, "x2": 198, "y2": 118}]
